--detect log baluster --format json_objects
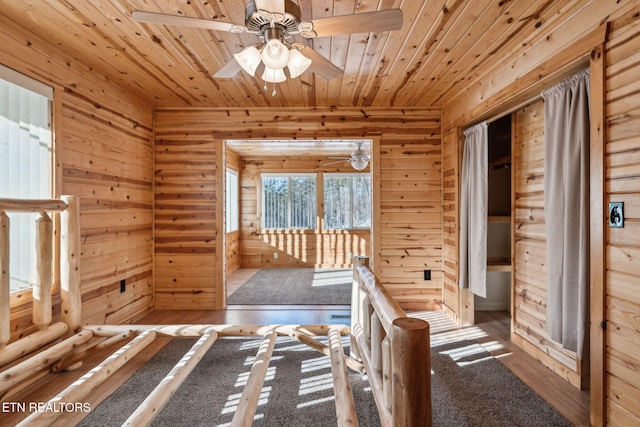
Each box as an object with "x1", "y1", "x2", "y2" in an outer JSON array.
[
  {"x1": 60, "y1": 195, "x2": 81, "y2": 334},
  {"x1": 33, "y1": 211, "x2": 53, "y2": 330}
]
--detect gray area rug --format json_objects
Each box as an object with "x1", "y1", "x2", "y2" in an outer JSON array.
[
  {"x1": 80, "y1": 336, "x2": 379, "y2": 427},
  {"x1": 227, "y1": 268, "x2": 352, "y2": 305},
  {"x1": 430, "y1": 340, "x2": 570, "y2": 426},
  {"x1": 81, "y1": 336, "x2": 570, "y2": 426}
]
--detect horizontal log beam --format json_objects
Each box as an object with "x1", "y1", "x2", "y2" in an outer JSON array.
[
  {"x1": 84, "y1": 323, "x2": 350, "y2": 338},
  {"x1": 124, "y1": 329, "x2": 218, "y2": 426},
  {"x1": 288, "y1": 327, "x2": 364, "y2": 373},
  {"x1": 0, "y1": 330, "x2": 93, "y2": 397},
  {"x1": 0, "y1": 322, "x2": 68, "y2": 368},
  {"x1": 16, "y1": 330, "x2": 157, "y2": 427},
  {"x1": 329, "y1": 327, "x2": 359, "y2": 427},
  {"x1": 0, "y1": 198, "x2": 68, "y2": 212},
  {"x1": 231, "y1": 329, "x2": 277, "y2": 427}
]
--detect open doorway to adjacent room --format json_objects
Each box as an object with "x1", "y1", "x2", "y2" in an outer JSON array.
[{"x1": 222, "y1": 139, "x2": 374, "y2": 308}]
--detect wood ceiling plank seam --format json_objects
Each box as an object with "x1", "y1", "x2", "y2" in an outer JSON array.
[
  {"x1": 383, "y1": 0, "x2": 495, "y2": 106},
  {"x1": 439, "y1": 0, "x2": 592, "y2": 109},
  {"x1": 82, "y1": 0, "x2": 207, "y2": 106},
  {"x1": 356, "y1": 0, "x2": 455, "y2": 105},
  {"x1": 324, "y1": 0, "x2": 358, "y2": 106},
  {"x1": 140, "y1": 0, "x2": 256, "y2": 107},
  {"x1": 366, "y1": 0, "x2": 444, "y2": 106},
  {"x1": 48, "y1": 0, "x2": 194, "y2": 106},
  {"x1": 418, "y1": 0, "x2": 577, "y2": 106},
  {"x1": 307, "y1": 0, "x2": 334, "y2": 107},
  {"x1": 340, "y1": 0, "x2": 394, "y2": 106},
  {"x1": 383, "y1": 0, "x2": 480, "y2": 106}
]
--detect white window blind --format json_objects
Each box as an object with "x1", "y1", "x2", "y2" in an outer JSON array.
[
  {"x1": 324, "y1": 173, "x2": 371, "y2": 229},
  {"x1": 261, "y1": 173, "x2": 316, "y2": 229},
  {"x1": 0, "y1": 68, "x2": 53, "y2": 293}
]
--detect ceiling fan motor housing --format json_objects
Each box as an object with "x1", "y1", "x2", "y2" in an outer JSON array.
[{"x1": 245, "y1": 0, "x2": 301, "y2": 35}]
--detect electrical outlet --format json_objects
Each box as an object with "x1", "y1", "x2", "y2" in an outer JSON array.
[
  {"x1": 273, "y1": 252, "x2": 278, "y2": 259},
  {"x1": 424, "y1": 269, "x2": 431, "y2": 281},
  {"x1": 120, "y1": 279, "x2": 126, "y2": 293},
  {"x1": 349, "y1": 252, "x2": 353, "y2": 259}
]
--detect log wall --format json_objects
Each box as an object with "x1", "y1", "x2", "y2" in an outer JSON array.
[
  {"x1": 239, "y1": 156, "x2": 370, "y2": 268},
  {"x1": 441, "y1": 2, "x2": 640, "y2": 424},
  {"x1": 154, "y1": 108, "x2": 442, "y2": 310},
  {"x1": 603, "y1": 9, "x2": 640, "y2": 425},
  {"x1": 0, "y1": 16, "x2": 154, "y2": 341}
]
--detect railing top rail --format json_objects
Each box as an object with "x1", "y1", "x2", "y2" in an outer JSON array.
[
  {"x1": 0, "y1": 198, "x2": 68, "y2": 213},
  {"x1": 354, "y1": 264, "x2": 406, "y2": 337}
]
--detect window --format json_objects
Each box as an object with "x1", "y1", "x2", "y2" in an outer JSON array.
[
  {"x1": 324, "y1": 173, "x2": 371, "y2": 229},
  {"x1": 0, "y1": 65, "x2": 53, "y2": 293},
  {"x1": 226, "y1": 168, "x2": 239, "y2": 232},
  {"x1": 262, "y1": 173, "x2": 316, "y2": 229}
]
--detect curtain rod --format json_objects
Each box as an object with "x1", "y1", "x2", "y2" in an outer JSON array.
[{"x1": 485, "y1": 95, "x2": 542, "y2": 125}]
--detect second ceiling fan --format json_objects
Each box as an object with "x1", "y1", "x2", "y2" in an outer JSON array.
[{"x1": 133, "y1": 0, "x2": 403, "y2": 88}]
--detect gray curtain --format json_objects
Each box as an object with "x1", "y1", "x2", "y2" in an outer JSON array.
[
  {"x1": 459, "y1": 122, "x2": 488, "y2": 298},
  {"x1": 542, "y1": 68, "x2": 590, "y2": 358}
]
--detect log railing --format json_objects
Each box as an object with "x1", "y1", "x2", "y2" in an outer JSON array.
[
  {"x1": 0, "y1": 196, "x2": 81, "y2": 355},
  {"x1": 351, "y1": 256, "x2": 431, "y2": 427}
]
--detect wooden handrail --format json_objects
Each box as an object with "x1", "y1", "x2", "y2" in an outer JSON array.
[
  {"x1": 0, "y1": 198, "x2": 68, "y2": 212},
  {"x1": 351, "y1": 257, "x2": 431, "y2": 427}
]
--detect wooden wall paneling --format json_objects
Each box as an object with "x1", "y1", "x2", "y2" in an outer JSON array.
[
  {"x1": 153, "y1": 131, "x2": 217, "y2": 310},
  {"x1": 441, "y1": 128, "x2": 459, "y2": 320},
  {"x1": 0, "y1": 15, "x2": 155, "y2": 339},
  {"x1": 603, "y1": 7, "x2": 640, "y2": 425},
  {"x1": 154, "y1": 107, "x2": 442, "y2": 310}
]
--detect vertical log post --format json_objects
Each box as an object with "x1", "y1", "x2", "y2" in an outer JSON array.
[
  {"x1": 60, "y1": 196, "x2": 81, "y2": 334},
  {"x1": 33, "y1": 212, "x2": 53, "y2": 330},
  {"x1": 351, "y1": 256, "x2": 369, "y2": 361},
  {"x1": 0, "y1": 211, "x2": 10, "y2": 348},
  {"x1": 391, "y1": 317, "x2": 431, "y2": 427},
  {"x1": 382, "y1": 336, "x2": 392, "y2": 412},
  {"x1": 370, "y1": 311, "x2": 385, "y2": 377}
]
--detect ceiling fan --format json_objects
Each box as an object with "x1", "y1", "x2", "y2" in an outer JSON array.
[
  {"x1": 326, "y1": 142, "x2": 371, "y2": 171},
  {"x1": 132, "y1": 0, "x2": 403, "y2": 85}
]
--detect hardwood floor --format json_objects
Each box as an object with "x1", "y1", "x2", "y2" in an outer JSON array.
[{"x1": 3, "y1": 308, "x2": 589, "y2": 426}]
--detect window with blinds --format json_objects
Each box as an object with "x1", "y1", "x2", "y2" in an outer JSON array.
[
  {"x1": 261, "y1": 173, "x2": 316, "y2": 229},
  {"x1": 0, "y1": 65, "x2": 53, "y2": 293},
  {"x1": 324, "y1": 173, "x2": 371, "y2": 229}
]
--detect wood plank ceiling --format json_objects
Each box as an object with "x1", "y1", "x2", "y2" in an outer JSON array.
[{"x1": 0, "y1": 0, "x2": 575, "y2": 110}]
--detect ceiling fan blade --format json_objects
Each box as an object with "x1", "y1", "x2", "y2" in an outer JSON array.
[
  {"x1": 325, "y1": 160, "x2": 349, "y2": 166},
  {"x1": 213, "y1": 58, "x2": 242, "y2": 78},
  {"x1": 302, "y1": 9, "x2": 403, "y2": 38},
  {"x1": 299, "y1": 47, "x2": 343, "y2": 80},
  {"x1": 253, "y1": 0, "x2": 286, "y2": 14},
  {"x1": 132, "y1": 10, "x2": 242, "y2": 33}
]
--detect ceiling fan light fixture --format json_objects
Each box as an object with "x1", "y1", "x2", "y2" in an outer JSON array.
[
  {"x1": 234, "y1": 46, "x2": 262, "y2": 76},
  {"x1": 287, "y1": 49, "x2": 312, "y2": 78},
  {"x1": 351, "y1": 159, "x2": 368, "y2": 171},
  {"x1": 261, "y1": 66, "x2": 287, "y2": 83},
  {"x1": 261, "y1": 38, "x2": 290, "y2": 69}
]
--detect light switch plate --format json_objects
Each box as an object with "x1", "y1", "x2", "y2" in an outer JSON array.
[{"x1": 609, "y1": 202, "x2": 624, "y2": 228}]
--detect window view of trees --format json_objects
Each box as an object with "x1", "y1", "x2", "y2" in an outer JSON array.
[
  {"x1": 262, "y1": 174, "x2": 316, "y2": 229},
  {"x1": 324, "y1": 174, "x2": 371, "y2": 229}
]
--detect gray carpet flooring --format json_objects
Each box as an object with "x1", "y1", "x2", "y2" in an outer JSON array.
[
  {"x1": 227, "y1": 268, "x2": 352, "y2": 305},
  {"x1": 80, "y1": 336, "x2": 571, "y2": 426}
]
